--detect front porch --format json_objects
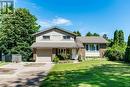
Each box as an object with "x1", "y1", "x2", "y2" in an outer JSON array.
[
  {"x1": 33, "y1": 48, "x2": 79, "y2": 62},
  {"x1": 52, "y1": 48, "x2": 78, "y2": 60}
]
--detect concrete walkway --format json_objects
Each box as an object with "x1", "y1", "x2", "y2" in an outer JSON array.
[{"x1": 0, "y1": 62, "x2": 53, "y2": 87}]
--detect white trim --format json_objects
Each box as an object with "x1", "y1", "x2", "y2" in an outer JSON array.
[{"x1": 85, "y1": 43, "x2": 100, "y2": 57}]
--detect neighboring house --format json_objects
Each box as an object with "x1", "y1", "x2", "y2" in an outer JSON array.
[{"x1": 31, "y1": 27, "x2": 108, "y2": 62}]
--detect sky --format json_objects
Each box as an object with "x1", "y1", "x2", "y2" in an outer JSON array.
[{"x1": 15, "y1": 0, "x2": 130, "y2": 40}]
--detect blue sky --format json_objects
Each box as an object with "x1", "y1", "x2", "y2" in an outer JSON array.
[{"x1": 15, "y1": 0, "x2": 130, "y2": 40}]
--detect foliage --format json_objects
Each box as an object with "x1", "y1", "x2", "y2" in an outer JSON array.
[
  {"x1": 78, "y1": 55, "x2": 82, "y2": 62},
  {"x1": 105, "y1": 30, "x2": 126, "y2": 61},
  {"x1": 113, "y1": 30, "x2": 119, "y2": 45},
  {"x1": 73, "y1": 31, "x2": 81, "y2": 36},
  {"x1": 58, "y1": 53, "x2": 70, "y2": 60},
  {"x1": 0, "y1": 3, "x2": 14, "y2": 14},
  {"x1": 52, "y1": 56, "x2": 59, "y2": 63},
  {"x1": 112, "y1": 30, "x2": 125, "y2": 47},
  {"x1": 105, "y1": 45, "x2": 125, "y2": 61},
  {"x1": 40, "y1": 59, "x2": 130, "y2": 87},
  {"x1": 118, "y1": 30, "x2": 125, "y2": 46},
  {"x1": 86, "y1": 32, "x2": 93, "y2": 36},
  {"x1": 0, "y1": 8, "x2": 40, "y2": 61},
  {"x1": 93, "y1": 33, "x2": 100, "y2": 36},
  {"x1": 103, "y1": 34, "x2": 108, "y2": 40},
  {"x1": 125, "y1": 35, "x2": 130, "y2": 62},
  {"x1": 86, "y1": 32, "x2": 100, "y2": 36}
]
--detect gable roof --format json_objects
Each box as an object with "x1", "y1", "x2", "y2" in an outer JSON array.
[
  {"x1": 33, "y1": 26, "x2": 77, "y2": 36},
  {"x1": 76, "y1": 36, "x2": 108, "y2": 44}
]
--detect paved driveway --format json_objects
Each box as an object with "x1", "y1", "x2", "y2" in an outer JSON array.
[{"x1": 0, "y1": 62, "x2": 53, "y2": 87}]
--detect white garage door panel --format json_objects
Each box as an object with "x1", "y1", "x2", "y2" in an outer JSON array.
[{"x1": 36, "y1": 49, "x2": 52, "y2": 62}]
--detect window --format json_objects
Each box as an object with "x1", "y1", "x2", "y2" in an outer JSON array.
[
  {"x1": 43, "y1": 36, "x2": 50, "y2": 40},
  {"x1": 86, "y1": 44, "x2": 99, "y2": 51},
  {"x1": 63, "y1": 36, "x2": 70, "y2": 40}
]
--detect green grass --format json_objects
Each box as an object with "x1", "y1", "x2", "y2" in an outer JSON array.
[
  {"x1": 0, "y1": 62, "x2": 8, "y2": 66},
  {"x1": 40, "y1": 59, "x2": 130, "y2": 87}
]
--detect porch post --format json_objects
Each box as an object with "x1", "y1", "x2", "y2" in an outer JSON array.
[
  {"x1": 52, "y1": 48, "x2": 56, "y2": 60},
  {"x1": 33, "y1": 48, "x2": 36, "y2": 61}
]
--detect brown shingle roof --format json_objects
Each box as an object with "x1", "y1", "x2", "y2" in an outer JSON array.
[
  {"x1": 76, "y1": 36, "x2": 108, "y2": 43},
  {"x1": 31, "y1": 42, "x2": 83, "y2": 48}
]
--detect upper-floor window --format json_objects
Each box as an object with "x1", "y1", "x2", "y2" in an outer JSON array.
[
  {"x1": 63, "y1": 36, "x2": 70, "y2": 40},
  {"x1": 43, "y1": 36, "x2": 50, "y2": 40}
]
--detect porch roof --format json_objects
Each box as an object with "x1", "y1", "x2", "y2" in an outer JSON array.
[{"x1": 31, "y1": 42, "x2": 83, "y2": 48}]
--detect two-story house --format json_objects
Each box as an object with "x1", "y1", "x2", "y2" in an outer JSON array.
[{"x1": 31, "y1": 27, "x2": 108, "y2": 62}]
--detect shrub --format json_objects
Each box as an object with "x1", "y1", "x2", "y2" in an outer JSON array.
[
  {"x1": 124, "y1": 35, "x2": 130, "y2": 62},
  {"x1": 78, "y1": 55, "x2": 82, "y2": 62},
  {"x1": 124, "y1": 47, "x2": 130, "y2": 62},
  {"x1": 105, "y1": 45, "x2": 126, "y2": 61},
  {"x1": 58, "y1": 53, "x2": 70, "y2": 60},
  {"x1": 52, "y1": 56, "x2": 59, "y2": 63}
]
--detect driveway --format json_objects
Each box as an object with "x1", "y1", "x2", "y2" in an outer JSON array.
[{"x1": 0, "y1": 62, "x2": 53, "y2": 87}]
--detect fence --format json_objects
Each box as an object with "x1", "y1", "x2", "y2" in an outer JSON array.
[{"x1": 2, "y1": 54, "x2": 22, "y2": 62}]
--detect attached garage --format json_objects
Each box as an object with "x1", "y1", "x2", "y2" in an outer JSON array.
[{"x1": 36, "y1": 49, "x2": 52, "y2": 62}]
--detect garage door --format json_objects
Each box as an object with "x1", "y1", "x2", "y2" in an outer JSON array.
[{"x1": 36, "y1": 49, "x2": 52, "y2": 62}]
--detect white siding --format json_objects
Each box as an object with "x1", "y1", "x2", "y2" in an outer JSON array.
[
  {"x1": 36, "y1": 30, "x2": 75, "y2": 42},
  {"x1": 85, "y1": 51, "x2": 100, "y2": 57},
  {"x1": 85, "y1": 43, "x2": 100, "y2": 57}
]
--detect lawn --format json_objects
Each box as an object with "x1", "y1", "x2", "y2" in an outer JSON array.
[
  {"x1": 0, "y1": 62, "x2": 7, "y2": 66},
  {"x1": 40, "y1": 59, "x2": 130, "y2": 87}
]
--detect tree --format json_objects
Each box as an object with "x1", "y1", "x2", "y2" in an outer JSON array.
[
  {"x1": 93, "y1": 33, "x2": 100, "y2": 36},
  {"x1": 118, "y1": 30, "x2": 125, "y2": 46},
  {"x1": 86, "y1": 32, "x2": 100, "y2": 36},
  {"x1": 103, "y1": 34, "x2": 108, "y2": 40},
  {"x1": 73, "y1": 31, "x2": 81, "y2": 36},
  {"x1": 113, "y1": 30, "x2": 119, "y2": 45},
  {"x1": 0, "y1": 8, "x2": 40, "y2": 61},
  {"x1": 125, "y1": 35, "x2": 130, "y2": 62},
  {"x1": 86, "y1": 32, "x2": 93, "y2": 36}
]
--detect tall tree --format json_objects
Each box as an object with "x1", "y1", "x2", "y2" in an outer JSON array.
[
  {"x1": 73, "y1": 31, "x2": 81, "y2": 36},
  {"x1": 125, "y1": 35, "x2": 130, "y2": 62},
  {"x1": 118, "y1": 30, "x2": 125, "y2": 46},
  {"x1": 113, "y1": 30, "x2": 119, "y2": 45},
  {"x1": 0, "y1": 8, "x2": 40, "y2": 61},
  {"x1": 86, "y1": 32, "x2": 93, "y2": 36}
]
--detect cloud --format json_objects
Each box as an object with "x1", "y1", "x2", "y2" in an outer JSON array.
[
  {"x1": 52, "y1": 17, "x2": 72, "y2": 25},
  {"x1": 39, "y1": 21, "x2": 51, "y2": 27},
  {"x1": 38, "y1": 17, "x2": 72, "y2": 28}
]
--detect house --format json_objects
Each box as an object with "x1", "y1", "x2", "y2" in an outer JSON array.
[{"x1": 31, "y1": 27, "x2": 108, "y2": 62}]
